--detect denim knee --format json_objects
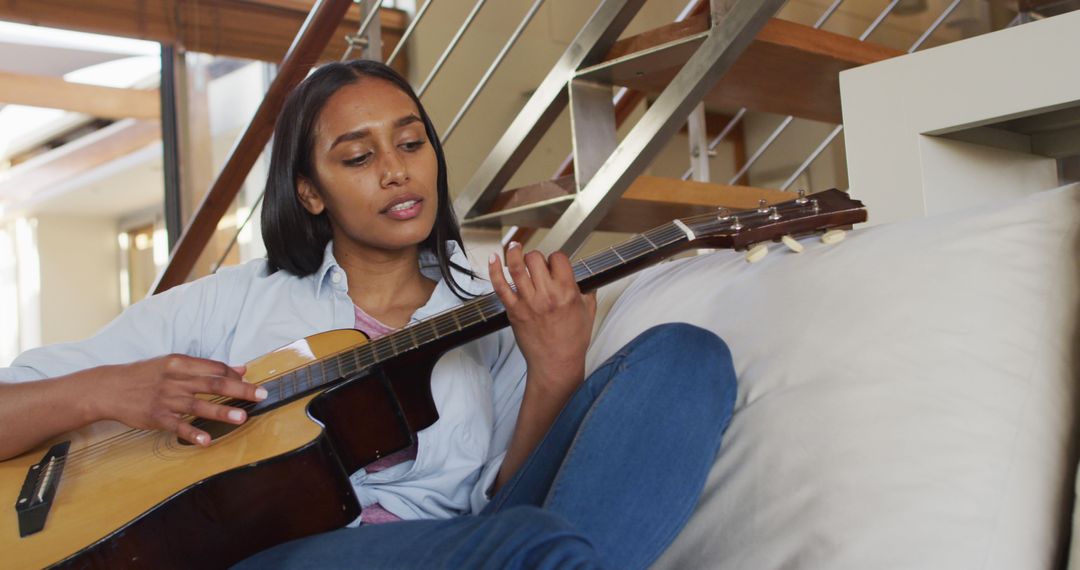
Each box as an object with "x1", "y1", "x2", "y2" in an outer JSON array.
[{"x1": 623, "y1": 323, "x2": 737, "y2": 408}]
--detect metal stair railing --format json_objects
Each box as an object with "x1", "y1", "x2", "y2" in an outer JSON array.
[
  {"x1": 721, "y1": 0, "x2": 900, "y2": 187},
  {"x1": 682, "y1": 0, "x2": 845, "y2": 183},
  {"x1": 676, "y1": 0, "x2": 964, "y2": 195},
  {"x1": 504, "y1": 0, "x2": 709, "y2": 250},
  {"x1": 453, "y1": 0, "x2": 787, "y2": 256},
  {"x1": 776, "y1": 0, "x2": 963, "y2": 192}
]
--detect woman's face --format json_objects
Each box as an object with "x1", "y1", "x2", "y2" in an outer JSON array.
[{"x1": 298, "y1": 77, "x2": 439, "y2": 254}]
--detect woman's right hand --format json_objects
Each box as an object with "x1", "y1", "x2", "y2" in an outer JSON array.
[{"x1": 91, "y1": 354, "x2": 267, "y2": 446}]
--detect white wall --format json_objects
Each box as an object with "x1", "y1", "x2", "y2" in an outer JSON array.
[
  {"x1": 34, "y1": 214, "x2": 120, "y2": 346},
  {"x1": 841, "y1": 10, "x2": 1080, "y2": 225}
]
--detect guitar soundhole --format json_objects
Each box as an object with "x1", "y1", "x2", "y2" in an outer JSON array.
[{"x1": 177, "y1": 419, "x2": 240, "y2": 446}]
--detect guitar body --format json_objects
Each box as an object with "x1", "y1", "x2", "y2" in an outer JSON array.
[{"x1": 0, "y1": 329, "x2": 437, "y2": 569}]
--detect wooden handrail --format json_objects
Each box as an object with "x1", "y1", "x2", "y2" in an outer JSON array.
[{"x1": 152, "y1": 0, "x2": 354, "y2": 294}]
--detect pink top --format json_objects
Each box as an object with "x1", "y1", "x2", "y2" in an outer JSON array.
[{"x1": 353, "y1": 304, "x2": 418, "y2": 525}]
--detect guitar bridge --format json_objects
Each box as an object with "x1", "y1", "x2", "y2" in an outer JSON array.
[{"x1": 15, "y1": 441, "x2": 70, "y2": 537}]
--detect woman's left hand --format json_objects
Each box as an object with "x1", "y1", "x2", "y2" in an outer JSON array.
[{"x1": 489, "y1": 242, "x2": 597, "y2": 395}]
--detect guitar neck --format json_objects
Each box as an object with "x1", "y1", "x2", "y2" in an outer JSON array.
[{"x1": 255, "y1": 189, "x2": 866, "y2": 406}]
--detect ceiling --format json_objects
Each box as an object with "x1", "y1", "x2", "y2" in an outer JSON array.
[{"x1": 0, "y1": 23, "x2": 162, "y2": 221}]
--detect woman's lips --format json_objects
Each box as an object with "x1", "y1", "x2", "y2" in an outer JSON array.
[{"x1": 383, "y1": 198, "x2": 423, "y2": 220}]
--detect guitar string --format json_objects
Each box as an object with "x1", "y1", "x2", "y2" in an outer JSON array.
[{"x1": 34, "y1": 199, "x2": 836, "y2": 480}]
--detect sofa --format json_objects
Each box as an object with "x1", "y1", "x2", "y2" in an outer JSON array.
[{"x1": 585, "y1": 183, "x2": 1079, "y2": 569}]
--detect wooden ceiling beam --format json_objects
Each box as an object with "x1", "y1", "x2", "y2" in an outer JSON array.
[
  {"x1": 0, "y1": 119, "x2": 161, "y2": 205},
  {"x1": 0, "y1": 1, "x2": 407, "y2": 65},
  {"x1": 0, "y1": 71, "x2": 159, "y2": 120}
]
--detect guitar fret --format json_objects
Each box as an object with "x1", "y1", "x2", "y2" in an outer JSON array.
[
  {"x1": 596, "y1": 250, "x2": 619, "y2": 270},
  {"x1": 283, "y1": 372, "x2": 295, "y2": 399},
  {"x1": 356, "y1": 345, "x2": 374, "y2": 370},
  {"x1": 415, "y1": 323, "x2": 434, "y2": 345},
  {"x1": 325, "y1": 357, "x2": 341, "y2": 384},
  {"x1": 427, "y1": 316, "x2": 446, "y2": 338},
  {"x1": 371, "y1": 339, "x2": 388, "y2": 362},
  {"x1": 625, "y1": 235, "x2": 652, "y2": 255},
  {"x1": 463, "y1": 301, "x2": 483, "y2": 327},
  {"x1": 348, "y1": 348, "x2": 362, "y2": 376}
]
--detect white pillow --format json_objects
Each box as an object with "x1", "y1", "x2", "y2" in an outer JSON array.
[{"x1": 586, "y1": 185, "x2": 1080, "y2": 570}]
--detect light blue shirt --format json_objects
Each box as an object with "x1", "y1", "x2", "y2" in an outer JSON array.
[{"x1": 0, "y1": 242, "x2": 528, "y2": 519}]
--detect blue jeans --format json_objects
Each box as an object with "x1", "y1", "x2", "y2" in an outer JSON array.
[{"x1": 234, "y1": 323, "x2": 737, "y2": 569}]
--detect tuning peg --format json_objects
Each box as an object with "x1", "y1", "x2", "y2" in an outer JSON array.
[
  {"x1": 810, "y1": 198, "x2": 820, "y2": 214},
  {"x1": 821, "y1": 229, "x2": 846, "y2": 245},
  {"x1": 717, "y1": 207, "x2": 732, "y2": 220},
  {"x1": 730, "y1": 216, "x2": 743, "y2": 231},
  {"x1": 796, "y1": 189, "x2": 809, "y2": 204},
  {"x1": 768, "y1": 207, "x2": 781, "y2": 221},
  {"x1": 744, "y1": 243, "x2": 768, "y2": 263},
  {"x1": 757, "y1": 199, "x2": 769, "y2": 213},
  {"x1": 781, "y1": 235, "x2": 804, "y2": 253}
]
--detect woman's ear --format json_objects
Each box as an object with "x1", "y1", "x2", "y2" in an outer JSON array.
[{"x1": 296, "y1": 177, "x2": 325, "y2": 215}]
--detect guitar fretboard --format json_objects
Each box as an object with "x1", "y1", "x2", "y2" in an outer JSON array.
[{"x1": 258, "y1": 221, "x2": 691, "y2": 404}]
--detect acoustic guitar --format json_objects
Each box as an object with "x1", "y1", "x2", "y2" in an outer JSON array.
[{"x1": 1, "y1": 189, "x2": 865, "y2": 568}]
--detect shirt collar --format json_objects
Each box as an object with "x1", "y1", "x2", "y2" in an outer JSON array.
[
  {"x1": 312, "y1": 240, "x2": 491, "y2": 308},
  {"x1": 313, "y1": 241, "x2": 340, "y2": 299},
  {"x1": 412, "y1": 242, "x2": 492, "y2": 323}
]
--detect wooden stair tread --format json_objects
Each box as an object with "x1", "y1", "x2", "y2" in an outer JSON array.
[
  {"x1": 602, "y1": 14, "x2": 903, "y2": 124},
  {"x1": 469, "y1": 175, "x2": 797, "y2": 233}
]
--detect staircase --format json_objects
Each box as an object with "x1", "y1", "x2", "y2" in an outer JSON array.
[
  {"x1": 148, "y1": 0, "x2": 982, "y2": 290},
  {"x1": 460, "y1": 6, "x2": 903, "y2": 251}
]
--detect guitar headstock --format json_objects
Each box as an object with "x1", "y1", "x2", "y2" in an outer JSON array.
[{"x1": 678, "y1": 189, "x2": 867, "y2": 250}]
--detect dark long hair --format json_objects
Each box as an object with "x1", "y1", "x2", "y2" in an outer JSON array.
[{"x1": 261, "y1": 59, "x2": 477, "y2": 299}]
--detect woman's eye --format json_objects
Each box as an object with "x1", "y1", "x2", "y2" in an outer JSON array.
[
  {"x1": 344, "y1": 152, "x2": 372, "y2": 166},
  {"x1": 401, "y1": 140, "x2": 426, "y2": 152}
]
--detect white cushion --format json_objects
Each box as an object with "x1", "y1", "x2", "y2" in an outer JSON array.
[{"x1": 586, "y1": 185, "x2": 1080, "y2": 570}]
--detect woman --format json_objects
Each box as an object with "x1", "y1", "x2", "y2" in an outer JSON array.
[{"x1": 0, "y1": 60, "x2": 736, "y2": 569}]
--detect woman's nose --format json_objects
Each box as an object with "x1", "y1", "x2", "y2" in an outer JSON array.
[{"x1": 380, "y1": 150, "x2": 409, "y2": 188}]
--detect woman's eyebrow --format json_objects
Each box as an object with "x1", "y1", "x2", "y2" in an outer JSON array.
[
  {"x1": 329, "y1": 114, "x2": 422, "y2": 150},
  {"x1": 395, "y1": 114, "x2": 422, "y2": 128}
]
